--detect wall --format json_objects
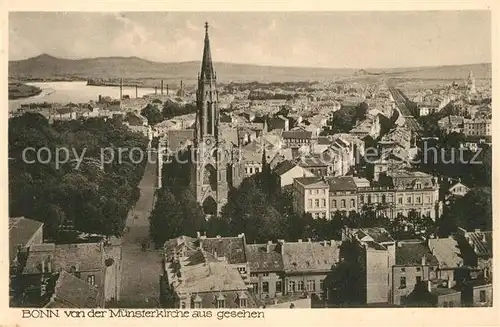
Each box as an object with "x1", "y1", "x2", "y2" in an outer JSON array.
[
  {"x1": 471, "y1": 284, "x2": 493, "y2": 307},
  {"x1": 436, "y1": 291, "x2": 461, "y2": 307},
  {"x1": 249, "y1": 272, "x2": 283, "y2": 299},
  {"x1": 365, "y1": 248, "x2": 391, "y2": 304},
  {"x1": 392, "y1": 265, "x2": 432, "y2": 305},
  {"x1": 280, "y1": 166, "x2": 314, "y2": 187},
  {"x1": 284, "y1": 273, "x2": 327, "y2": 299},
  {"x1": 330, "y1": 192, "x2": 357, "y2": 215}
]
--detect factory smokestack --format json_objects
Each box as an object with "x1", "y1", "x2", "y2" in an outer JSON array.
[
  {"x1": 119, "y1": 78, "x2": 123, "y2": 100},
  {"x1": 166, "y1": 84, "x2": 169, "y2": 95},
  {"x1": 155, "y1": 86, "x2": 157, "y2": 95},
  {"x1": 161, "y1": 80, "x2": 164, "y2": 95},
  {"x1": 135, "y1": 85, "x2": 138, "y2": 98}
]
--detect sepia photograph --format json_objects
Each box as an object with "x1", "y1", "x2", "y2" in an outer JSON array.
[{"x1": 7, "y1": 10, "x2": 493, "y2": 313}]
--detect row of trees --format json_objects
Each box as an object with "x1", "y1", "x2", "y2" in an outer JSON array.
[
  {"x1": 9, "y1": 113, "x2": 148, "y2": 240},
  {"x1": 320, "y1": 102, "x2": 369, "y2": 135},
  {"x1": 140, "y1": 100, "x2": 197, "y2": 125}
]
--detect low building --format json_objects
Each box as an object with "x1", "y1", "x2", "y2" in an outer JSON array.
[
  {"x1": 279, "y1": 239, "x2": 339, "y2": 299},
  {"x1": 273, "y1": 160, "x2": 315, "y2": 187},
  {"x1": 446, "y1": 182, "x2": 470, "y2": 200},
  {"x1": 461, "y1": 280, "x2": 493, "y2": 307},
  {"x1": 161, "y1": 249, "x2": 256, "y2": 309},
  {"x1": 437, "y1": 116, "x2": 464, "y2": 134},
  {"x1": 246, "y1": 242, "x2": 284, "y2": 300},
  {"x1": 17, "y1": 241, "x2": 121, "y2": 307},
  {"x1": 282, "y1": 129, "x2": 312, "y2": 148},
  {"x1": 391, "y1": 239, "x2": 439, "y2": 305}
]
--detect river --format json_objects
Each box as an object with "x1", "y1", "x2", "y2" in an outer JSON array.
[{"x1": 8, "y1": 81, "x2": 158, "y2": 112}]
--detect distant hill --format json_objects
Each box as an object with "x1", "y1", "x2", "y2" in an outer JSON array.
[
  {"x1": 9, "y1": 54, "x2": 491, "y2": 83},
  {"x1": 8, "y1": 54, "x2": 356, "y2": 83}
]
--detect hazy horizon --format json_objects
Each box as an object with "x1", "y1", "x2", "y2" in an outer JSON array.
[{"x1": 10, "y1": 11, "x2": 491, "y2": 69}]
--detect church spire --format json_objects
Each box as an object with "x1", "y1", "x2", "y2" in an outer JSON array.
[{"x1": 200, "y1": 21, "x2": 215, "y2": 80}]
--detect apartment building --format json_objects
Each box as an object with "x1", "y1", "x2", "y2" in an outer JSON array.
[
  {"x1": 325, "y1": 176, "x2": 358, "y2": 215},
  {"x1": 463, "y1": 118, "x2": 492, "y2": 137},
  {"x1": 293, "y1": 177, "x2": 330, "y2": 219}
]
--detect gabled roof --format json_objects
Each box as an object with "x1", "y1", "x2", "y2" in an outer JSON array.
[
  {"x1": 246, "y1": 243, "x2": 284, "y2": 272},
  {"x1": 273, "y1": 160, "x2": 298, "y2": 176},
  {"x1": 23, "y1": 243, "x2": 104, "y2": 275},
  {"x1": 428, "y1": 237, "x2": 463, "y2": 268},
  {"x1": 324, "y1": 176, "x2": 357, "y2": 192},
  {"x1": 294, "y1": 176, "x2": 328, "y2": 188},
  {"x1": 396, "y1": 240, "x2": 439, "y2": 266},
  {"x1": 281, "y1": 241, "x2": 339, "y2": 274},
  {"x1": 464, "y1": 231, "x2": 492, "y2": 258},
  {"x1": 45, "y1": 271, "x2": 103, "y2": 308},
  {"x1": 166, "y1": 129, "x2": 194, "y2": 152},
  {"x1": 282, "y1": 130, "x2": 312, "y2": 140},
  {"x1": 352, "y1": 228, "x2": 395, "y2": 244},
  {"x1": 9, "y1": 217, "x2": 43, "y2": 262},
  {"x1": 199, "y1": 236, "x2": 247, "y2": 264}
]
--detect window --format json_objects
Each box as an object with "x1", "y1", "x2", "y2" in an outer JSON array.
[
  {"x1": 288, "y1": 281, "x2": 296, "y2": 293},
  {"x1": 416, "y1": 276, "x2": 422, "y2": 284},
  {"x1": 416, "y1": 183, "x2": 422, "y2": 189},
  {"x1": 306, "y1": 280, "x2": 316, "y2": 292},
  {"x1": 250, "y1": 273, "x2": 258, "y2": 278},
  {"x1": 262, "y1": 282, "x2": 269, "y2": 293},
  {"x1": 297, "y1": 281, "x2": 304, "y2": 291},
  {"x1": 350, "y1": 199, "x2": 355, "y2": 208},
  {"x1": 319, "y1": 279, "x2": 324, "y2": 291},
  {"x1": 480, "y1": 290, "x2": 486, "y2": 303},
  {"x1": 194, "y1": 301, "x2": 202, "y2": 309},
  {"x1": 416, "y1": 267, "x2": 421, "y2": 272},
  {"x1": 87, "y1": 275, "x2": 95, "y2": 286},
  {"x1": 255, "y1": 168, "x2": 260, "y2": 173},
  {"x1": 321, "y1": 199, "x2": 326, "y2": 208},
  {"x1": 180, "y1": 302, "x2": 186, "y2": 308},
  {"x1": 425, "y1": 195, "x2": 431, "y2": 203},
  {"x1": 315, "y1": 189, "x2": 319, "y2": 195},
  {"x1": 368, "y1": 195, "x2": 372, "y2": 204},
  {"x1": 216, "y1": 299, "x2": 225, "y2": 308},
  {"x1": 341, "y1": 199, "x2": 346, "y2": 208},
  {"x1": 308, "y1": 199, "x2": 312, "y2": 208},
  {"x1": 400, "y1": 277, "x2": 406, "y2": 289},
  {"x1": 398, "y1": 197, "x2": 403, "y2": 204},
  {"x1": 262, "y1": 272, "x2": 269, "y2": 277},
  {"x1": 251, "y1": 283, "x2": 258, "y2": 293},
  {"x1": 239, "y1": 298, "x2": 247, "y2": 308},
  {"x1": 407, "y1": 196, "x2": 412, "y2": 204},
  {"x1": 360, "y1": 195, "x2": 364, "y2": 203},
  {"x1": 276, "y1": 280, "x2": 282, "y2": 293},
  {"x1": 308, "y1": 190, "x2": 312, "y2": 195},
  {"x1": 332, "y1": 200, "x2": 337, "y2": 208},
  {"x1": 315, "y1": 199, "x2": 320, "y2": 208},
  {"x1": 322, "y1": 189, "x2": 326, "y2": 195},
  {"x1": 382, "y1": 195, "x2": 386, "y2": 203},
  {"x1": 401, "y1": 268, "x2": 406, "y2": 273},
  {"x1": 237, "y1": 267, "x2": 247, "y2": 274},
  {"x1": 416, "y1": 196, "x2": 421, "y2": 204}
]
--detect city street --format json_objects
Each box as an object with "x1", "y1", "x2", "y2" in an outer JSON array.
[{"x1": 118, "y1": 148, "x2": 163, "y2": 308}]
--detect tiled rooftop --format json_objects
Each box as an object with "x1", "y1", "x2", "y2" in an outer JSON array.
[
  {"x1": 281, "y1": 240, "x2": 339, "y2": 273},
  {"x1": 9, "y1": 217, "x2": 44, "y2": 262},
  {"x1": 199, "y1": 235, "x2": 247, "y2": 265},
  {"x1": 45, "y1": 271, "x2": 103, "y2": 308},
  {"x1": 395, "y1": 240, "x2": 439, "y2": 266},
  {"x1": 246, "y1": 243, "x2": 284, "y2": 272}
]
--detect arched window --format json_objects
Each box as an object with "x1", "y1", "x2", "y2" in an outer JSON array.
[{"x1": 341, "y1": 199, "x2": 346, "y2": 208}]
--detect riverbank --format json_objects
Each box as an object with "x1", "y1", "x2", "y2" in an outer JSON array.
[{"x1": 8, "y1": 82, "x2": 43, "y2": 100}]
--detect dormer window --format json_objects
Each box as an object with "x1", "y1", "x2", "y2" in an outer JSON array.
[
  {"x1": 238, "y1": 291, "x2": 248, "y2": 308},
  {"x1": 193, "y1": 294, "x2": 202, "y2": 309},
  {"x1": 216, "y1": 294, "x2": 225, "y2": 308}
]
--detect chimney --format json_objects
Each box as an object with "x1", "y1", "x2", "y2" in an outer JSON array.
[
  {"x1": 181, "y1": 80, "x2": 183, "y2": 92},
  {"x1": 482, "y1": 233, "x2": 486, "y2": 242},
  {"x1": 47, "y1": 258, "x2": 52, "y2": 273},
  {"x1": 446, "y1": 277, "x2": 452, "y2": 288},
  {"x1": 278, "y1": 239, "x2": 285, "y2": 255},
  {"x1": 214, "y1": 251, "x2": 218, "y2": 258},
  {"x1": 135, "y1": 85, "x2": 138, "y2": 98},
  {"x1": 166, "y1": 84, "x2": 169, "y2": 95},
  {"x1": 155, "y1": 86, "x2": 158, "y2": 95},
  {"x1": 196, "y1": 231, "x2": 201, "y2": 239},
  {"x1": 216, "y1": 235, "x2": 221, "y2": 239},
  {"x1": 427, "y1": 280, "x2": 432, "y2": 293},
  {"x1": 474, "y1": 228, "x2": 481, "y2": 233},
  {"x1": 119, "y1": 78, "x2": 123, "y2": 100},
  {"x1": 75, "y1": 263, "x2": 80, "y2": 272},
  {"x1": 298, "y1": 239, "x2": 302, "y2": 243},
  {"x1": 161, "y1": 80, "x2": 164, "y2": 94},
  {"x1": 266, "y1": 241, "x2": 273, "y2": 253},
  {"x1": 41, "y1": 260, "x2": 45, "y2": 273},
  {"x1": 421, "y1": 255, "x2": 426, "y2": 266},
  {"x1": 330, "y1": 240, "x2": 336, "y2": 247},
  {"x1": 307, "y1": 238, "x2": 312, "y2": 243}
]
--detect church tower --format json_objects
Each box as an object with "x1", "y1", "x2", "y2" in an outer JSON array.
[
  {"x1": 191, "y1": 22, "x2": 228, "y2": 216},
  {"x1": 467, "y1": 70, "x2": 476, "y2": 94}
]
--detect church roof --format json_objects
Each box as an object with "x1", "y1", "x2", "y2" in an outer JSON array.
[{"x1": 200, "y1": 22, "x2": 215, "y2": 80}]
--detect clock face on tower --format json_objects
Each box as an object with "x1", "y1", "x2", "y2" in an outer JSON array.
[{"x1": 205, "y1": 139, "x2": 212, "y2": 146}]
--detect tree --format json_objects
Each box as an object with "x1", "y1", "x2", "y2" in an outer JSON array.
[
  {"x1": 149, "y1": 189, "x2": 183, "y2": 246},
  {"x1": 356, "y1": 102, "x2": 369, "y2": 121},
  {"x1": 141, "y1": 104, "x2": 163, "y2": 125}
]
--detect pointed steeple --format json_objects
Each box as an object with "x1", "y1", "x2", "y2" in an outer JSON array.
[{"x1": 200, "y1": 21, "x2": 215, "y2": 80}]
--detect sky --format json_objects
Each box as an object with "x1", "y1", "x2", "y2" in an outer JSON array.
[{"x1": 9, "y1": 11, "x2": 491, "y2": 69}]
